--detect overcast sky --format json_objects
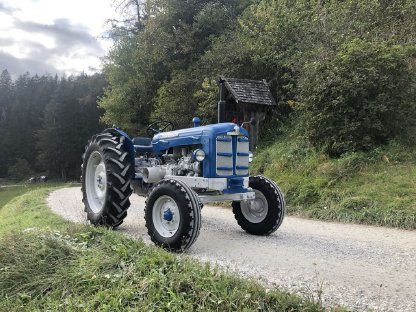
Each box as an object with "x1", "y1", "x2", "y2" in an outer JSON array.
[{"x1": 0, "y1": 0, "x2": 116, "y2": 77}]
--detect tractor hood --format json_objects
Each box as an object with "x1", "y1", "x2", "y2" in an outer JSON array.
[{"x1": 152, "y1": 123, "x2": 248, "y2": 154}]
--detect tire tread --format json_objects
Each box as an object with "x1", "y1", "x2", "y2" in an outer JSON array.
[{"x1": 81, "y1": 131, "x2": 132, "y2": 228}]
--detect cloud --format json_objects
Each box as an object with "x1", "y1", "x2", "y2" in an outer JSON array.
[
  {"x1": 0, "y1": 37, "x2": 14, "y2": 46},
  {"x1": 0, "y1": 18, "x2": 106, "y2": 77},
  {"x1": 14, "y1": 18, "x2": 104, "y2": 55},
  {"x1": 0, "y1": 3, "x2": 18, "y2": 14},
  {"x1": 0, "y1": 51, "x2": 63, "y2": 76},
  {"x1": 0, "y1": 0, "x2": 114, "y2": 77}
]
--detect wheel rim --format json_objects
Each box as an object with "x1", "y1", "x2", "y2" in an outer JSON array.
[
  {"x1": 85, "y1": 151, "x2": 107, "y2": 213},
  {"x1": 241, "y1": 189, "x2": 268, "y2": 223},
  {"x1": 152, "y1": 195, "x2": 181, "y2": 238}
]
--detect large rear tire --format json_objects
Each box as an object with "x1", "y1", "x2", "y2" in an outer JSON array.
[
  {"x1": 232, "y1": 175, "x2": 285, "y2": 235},
  {"x1": 81, "y1": 132, "x2": 133, "y2": 228},
  {"x1": 145, "y1": 179, "x2": 202, "y2": 252}
]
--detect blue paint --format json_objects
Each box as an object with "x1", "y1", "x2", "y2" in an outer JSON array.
[
  {"x1": 217, "y1": 166, "x2": 233, "y2": 171},
  {"x1": 111, "y1": 120, "x2": 250, "y2": 188},
  {"x1": 224, "y1": 177, "x2": 247, "y2": 194},
  {"x1": 152, "y1": 122, "x2": 249, "y2": 178},
  {"x1": 236, "y1": 166, "x2": 249, "y2": 170},
  {"x1": 192, "y1": 117, "x2": 201, "y2": 127},
  {"x1": 163, "y1": 209, "x2": 173, "y2": 221},
  {"x1": 217, "y1": 152, "x2": 233, "y2": 157}
]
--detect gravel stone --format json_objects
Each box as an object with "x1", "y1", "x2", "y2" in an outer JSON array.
[{"x1": 48, "y1": 187, "x2": 416, "y2": 312}]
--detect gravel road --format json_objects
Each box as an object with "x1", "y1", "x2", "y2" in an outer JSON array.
[{"x1": 48, "y1": 187, "x2": 416, "y2": 311}]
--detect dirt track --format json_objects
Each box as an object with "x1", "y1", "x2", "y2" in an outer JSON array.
[{"x1": 48, "y1": 187, "x2": 416, "y2": 311}]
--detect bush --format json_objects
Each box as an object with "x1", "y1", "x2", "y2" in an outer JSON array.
[
  {"x1": 152, "y1": 72, "x2": 201, "y2": 129},
  {"x1": 299, "y1": 40, "x2": 416, "y2": 156},
  {"x1": 7, "y1": 158, "x2": 33, "y2": 181}
]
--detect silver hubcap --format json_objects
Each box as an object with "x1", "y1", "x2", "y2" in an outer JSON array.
[
  {"x1": 152, "y1": 195, "x2": 180, "y2": 238},
  {"x1": 241, "y1": 189, "x2": 268, "y2": 223},
  {"x1": 85, "y1": 151, "x2": 107, "y2": 213}
]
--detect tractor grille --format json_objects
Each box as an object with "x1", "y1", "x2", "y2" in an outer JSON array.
[
  {"x1": 236, "y1": 136, "x2": 249, "y2": 175},
  {"x1": 216, "y1": 135, "x2": 249, "y2": 176}
]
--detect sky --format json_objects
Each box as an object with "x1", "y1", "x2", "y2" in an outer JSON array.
[{"x1": 0, "y1": 0, "x2": 116, "y2": 77}]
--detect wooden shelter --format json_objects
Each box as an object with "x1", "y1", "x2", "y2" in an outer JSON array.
[{"x1": 218, "y1": 77, "x2": 276, "y2": 150}]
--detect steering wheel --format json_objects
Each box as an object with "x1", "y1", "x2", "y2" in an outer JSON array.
[{"x1": 146, "y1": 121, "x2": 175, "y2": 137}]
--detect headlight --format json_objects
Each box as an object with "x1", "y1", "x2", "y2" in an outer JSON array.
[
  {"x1": 193, "y1": 149, "x2": 206, "y2": 162},
  {"x1": 248, "y1": 151, "x2": 253, "y2": 163}
]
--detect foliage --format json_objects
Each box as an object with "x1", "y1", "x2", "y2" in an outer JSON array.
[
  {"x1": 0, "y1": 71, "x2": 105, "y2": 180},
  {"x1": 152, "y1": 71, "x2": 201, "y2": 129},
  {"x1": 0, "y1": 72, "x2": 58, "y2": 177},
  {"x1": 100, "y1": 0, "x2": 254, "y2": 132},
  {"x1": 0, "y1": 189, "x2": 328, "y2": 311},
  {"x1": 36, "y1": 74, "x2": 106, "y2": 180},
  {"x1": 299, "y1": 40, "x2": 416, "y2": 155},
  {"x1": 7, "y1": 159, "x2": 33, "y2": 181},
  {"x1": 101, "y1": 0, "x2": 416, "y2": 156}
]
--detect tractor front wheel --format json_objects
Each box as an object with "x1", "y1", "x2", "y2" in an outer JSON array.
[
  {"x1": 232, "y1": 175, "x2": 285, "y2": 235},
  {"x1": 145, "y1": 179, "x2": 202, "y2": 252},
  {"x1": 81, "y1": 132, "x2": 132, "y2": 228}
]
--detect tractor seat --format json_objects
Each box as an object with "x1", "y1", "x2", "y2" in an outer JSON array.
[{"x1": 133, "y1": 137, "x2": 154, "y2": 154}]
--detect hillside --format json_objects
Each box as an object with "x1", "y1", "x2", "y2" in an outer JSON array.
[{"x1": 252, "y1": 123, "x2": 416, "y2": 229}]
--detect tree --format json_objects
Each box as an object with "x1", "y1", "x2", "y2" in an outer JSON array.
[
  {"x1": 100, "y1": 0, "x2": 253, "y2": 133},
  {"x1": 100, "y1": 0, "x2": 416, "y2": 156},
  {"x1": 37, "y1": 74, "x2": 106, "y2": 180},
  {"x1": 7, "y1": 158, "x2": 33, "y2": 181},
  {"x1": 0, "y1": 70, "x2": 13, "y2": 176},
  {"x1": 107, "y1": 0, "x2": 145, "y2": 36},
  {"x1": 0, "y1": 72, "x2": 58, "y2": 177},
  {"x1": 299, "y1": 40, "x2": 416, "y2": 156},
  {"x1": 0, "y1": 70, "x2": 12, "y2": 124}
]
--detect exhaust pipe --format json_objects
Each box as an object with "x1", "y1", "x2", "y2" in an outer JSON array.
[
  {"x1": 143, "y1": 167, "x2": 166, "y2": 183},
  {"x1": 218, "y1": 79, "x2": 226, "y2": 123}
]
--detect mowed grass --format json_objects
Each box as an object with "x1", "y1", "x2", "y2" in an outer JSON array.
[
  {"x1": 252, "y1": 125, "x2": 416, "y2": 229},
  {"x1": 0, "y1": 183, "x2": 75, "y2": 211},
  {"x1": 0, "y1": 185, "x2": 27, "y2": 210},
  {"x1": 0, "y1": 188, "x2": 333, "y2": 311}
]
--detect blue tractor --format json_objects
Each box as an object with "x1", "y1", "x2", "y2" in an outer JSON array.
[{"x1": 81, "y1": 117, "x2": 285, "y2": 251}]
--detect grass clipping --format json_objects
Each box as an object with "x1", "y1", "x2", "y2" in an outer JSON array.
[{"x1": 0, "y1": 189, "x2": 325, "y2": 311}]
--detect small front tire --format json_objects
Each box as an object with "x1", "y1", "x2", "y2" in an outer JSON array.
[
  {"x1": 145, "y1": 179, "x2": 202, "y2": 252},
  {"x1": 232, "y1": 175, "x2": 285, "y2": 235}
]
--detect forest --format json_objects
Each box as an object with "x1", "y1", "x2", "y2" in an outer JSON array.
[
  {"x1": 0, "y1": 0, "x2": 415, "y2": 182},
  {"x1": 0, "y1": 72, "x2": 105, "y2": 180}
]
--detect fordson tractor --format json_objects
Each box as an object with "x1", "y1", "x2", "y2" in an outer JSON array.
[{"x1": 81, "y1": 117, "x2": 285, "y2": 251}]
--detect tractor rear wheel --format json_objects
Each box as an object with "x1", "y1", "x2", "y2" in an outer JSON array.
[
  {"x1": 232, "y1": 175, "x2": 285, "y2": 235},
  {"x1": 81, "y1": 132, "x2": 132, "y2": 228},
  {"x1": 145, "y1": 179, "x2": 202, "y2": 252}
]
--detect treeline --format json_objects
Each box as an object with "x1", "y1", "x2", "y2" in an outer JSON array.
[
  {"x1": 0, "y1": 71, "x2": 105, "y2": 180},
  {"x1": 102, "y1": 0, "x2": 416, "y2": 155}
]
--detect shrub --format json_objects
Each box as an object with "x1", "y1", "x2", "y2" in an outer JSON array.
[
  {"x1": 7, "y1": 158, "x2": 33, "y2": 181},
  {"x1": 299, "y1": 40, "x2": 416, "y2": 156}
]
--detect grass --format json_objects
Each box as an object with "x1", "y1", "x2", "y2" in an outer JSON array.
[
  {"x1": 0, "y1": 182, "x2": 77, "y2": 212},
  {"x1": 252, "y1": 123, "x2": 416, "y2": 229},
  {"x1": 0, "y1": 187, "x2": 334, "y2": 311},
  {"x1": 0, "y1": 185, "x2": 27, "y2": 210}
]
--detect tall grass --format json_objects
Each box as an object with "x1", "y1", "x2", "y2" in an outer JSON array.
[
  {"x1": 252, "y1": 123, "x2": 416, "y2": 229},
  {"x1": 0, "y1": 189, "x2": 333, "y2": 311}
]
